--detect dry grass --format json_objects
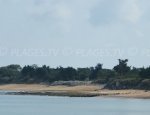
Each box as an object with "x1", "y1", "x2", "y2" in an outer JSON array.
[
  {"x1": 0, "y1": 84, "x2": 100, "y2": 92},
  {"x1": 0, "y1": 84, "x2": 150, "y2": 98}
]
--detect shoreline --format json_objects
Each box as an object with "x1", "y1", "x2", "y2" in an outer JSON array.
[{"x1": 0, "y1": 84, "x2": 150, "y2": 99}]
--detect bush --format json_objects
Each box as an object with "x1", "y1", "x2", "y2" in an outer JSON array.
[
  {"x1": 138, "y1": 79, "x2": 150, "y2": 90},
  {"x1": 105, "y1": 78, "x2": 141, "y2": 90}
]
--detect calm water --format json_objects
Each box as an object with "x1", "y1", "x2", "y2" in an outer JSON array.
[{"x1": 0, "y1": 95, "x2": 150, "y2": 115}]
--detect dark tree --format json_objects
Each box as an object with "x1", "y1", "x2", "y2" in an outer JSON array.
[
  {"x1": 90, "y1": 63, "x2": 103, "y2": 80},
  {"x1": 113, "y1": 59, "x2": 130, "y2": 76},
  {"x1": 139, "y1": 67, "x2": 150, "y2": 79},
  {"x1": 0, "y1": 65, "x2": 21, "y2": 83},
  {"x1": 77, "y1": 68, "x2": 91, "y2": 80},
  {"x1": 58, "y1": 67, "x2": 77, "y2": 81}
]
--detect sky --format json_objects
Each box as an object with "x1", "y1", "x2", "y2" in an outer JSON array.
[{"x1": 0, "y1": 0, "x2": 150, "y2": 68}]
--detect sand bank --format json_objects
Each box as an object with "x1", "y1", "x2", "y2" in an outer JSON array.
[{"x1": 0, "y1": 84, "x2": 149, "y2": 98}]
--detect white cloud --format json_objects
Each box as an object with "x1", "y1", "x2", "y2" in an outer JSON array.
[
  {"x1": 120, "y1": 0, "x2": 142, "y2": 24},
  {"x1": 89, "y1": 0, "x2": 121, "y2": 26},
  {"x1": 54, "y1": 2, "x2": 72, "y2": 20},
  {"x1": 135, "y1": 29, "x2": 144, "y2": 37},
  {"x1": 0, "y1": 0, "x2": 150, "y2": 67}
]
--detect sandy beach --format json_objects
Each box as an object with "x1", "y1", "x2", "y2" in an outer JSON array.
[{"x1": 0, "y1": 84, "x2": 149, "y2": 98}]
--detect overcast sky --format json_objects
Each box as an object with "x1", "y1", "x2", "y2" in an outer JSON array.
[{"x1": 0, "y1": 0, "x2": 150, "y2": 68}]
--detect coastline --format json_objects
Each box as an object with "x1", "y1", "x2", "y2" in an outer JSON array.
[{"x1": 0, "y1": 84, "x2": 150, "y2": 99}]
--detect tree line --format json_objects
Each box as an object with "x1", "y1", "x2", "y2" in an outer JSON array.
[{"x1": 0, "y1": 59, "x2": 150, "y2": 89}]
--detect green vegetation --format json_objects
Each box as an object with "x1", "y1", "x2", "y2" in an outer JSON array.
[{"x1": 0, "y1": 59, "x2": 150, "y2": 90}]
